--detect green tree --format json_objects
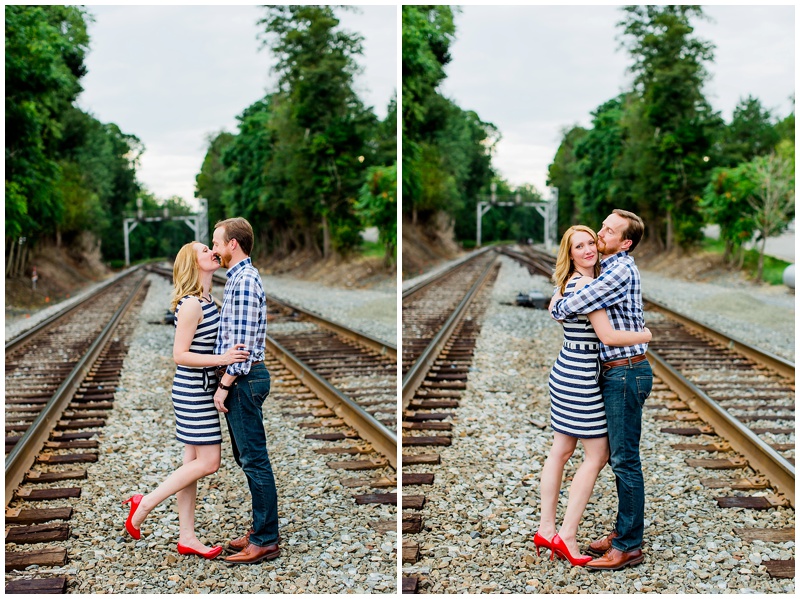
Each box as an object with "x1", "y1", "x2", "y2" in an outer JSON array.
[
  {"x1": 746, "y1": 152, "x2": 795, "y2": 281},
  {"x1": 5, "y1": 5, "x2": 90, "y2": 240},
  {"x1": 258, "y1": 5, "x2": 375, "y2": 258},
  {"x1": 402, "y1": 5, "x2": 456, "y2": 222},
  {"x1": 572, "y1": 96, "x2": 631, "y2": 231},
  {"x1": 195, "y1": 130, "x2": 236, "y2": 235},
  {"x1": 355, "y1": 165, "x2": 397, "y2": 265},
  {"x1": 700, "y1": 165, "x2": 758, "y2": 267},
  {"x1": 618, "y1": 4, "x2": 722, "y2": 249},
  {"x1": 547, "y1": 125, "x2": 588, "y2": 234},
  {"x1": 718, "y1": 96, "x2": 781, "y2": 167}
]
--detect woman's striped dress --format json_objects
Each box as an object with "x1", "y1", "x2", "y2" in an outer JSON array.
[
  {"x1": 171, "y1": 295, "x2": 222, "y2": 445},
  {"x1": 547, "y1": 276, "x2": 607, "y2": 438}
]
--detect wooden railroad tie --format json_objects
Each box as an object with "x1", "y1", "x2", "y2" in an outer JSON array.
[
  {"x1": 14, "y1": 487, "x2": 81, "y2": 501},
  {"x1": 5, "y1": 547, "x2": 67, "y2": 571},
  {"x1": 685, "y1": 457, "x2": 748, "y2": 470},
  {"x1": 340, "y1": 476, "x2": 396, "y2": 488},
  {"x1": 369, "y1": 520, "x2": 397, "y2": 534},
  {"x1": 402, "y1": 436, "x2": 451, "y2": 447},
  {"x1": 402, "y1": 513, "x2": 423, "y2": 534},
  {"x1": 764, "y1": 560, "x2": 795, "y2": 579},
  {"x1": 326, "y1": 459, "x2": 388, "y2": 471},
  {"x1": 354, "y1": 493, "x2": 396, "y2": 506},
  {"x1": 701, "y1": 477, "x2": 769, "y2": 490},
  {"x1": 6, "y1": 522, "x2": 70, "y2": 544},
  {"x1": 402, "y1": 473, "x2": 435, "y2": 486},
  {"x1": 5, "y1": 577, "x2": 68, "y2": 594},
  {"x1": 36, "y1": 453, "x2": 98, "y2": 465},
  {"x1": 733, "y1": 527, "x2": 795, "y2": 543},
  {"x1": 715, "y1": 494, "x2": 790, "y2": 509},
  {"x1": 402, "y1": 495, "x2": 425, "y2": 510},
  {"x1": 660, "y1": 426, "x2": 715, "y2": 436},
  {"x1": 25, "y1": 469, "x2": 87, "y2": 483},
  {"x1": 402, "y1": 454, "x2": 440, "y2": 466},
  {"x1": 402, "y1": 422, "x2": 452, "y2": 431},
  {"x1": 402, "y1": 539, "x2": 420, "y2": 564},
  {"x1": 5, "y1": 507, "x2": 73, "y2": 525},
  {"x1": 304, "y1": 431, "x2": 359, "y2": 441},
  {"x1": 671, "y1": 442, "x2": 731, "y2": 452},
  {"x1": 401, "y1": 576, "x2": 419, "y2": 594}
]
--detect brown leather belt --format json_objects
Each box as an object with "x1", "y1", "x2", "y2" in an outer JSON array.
[{"x1": 601, "y1": 353, "x2": 647, "y2": 372}]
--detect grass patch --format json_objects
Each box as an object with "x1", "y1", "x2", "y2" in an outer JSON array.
[
  {"x1": 359, "y1": 240, "x2": 386, "y2": 259},
  {"x1": 701, "y1": 237, "x2": 791, "y2": 285}
]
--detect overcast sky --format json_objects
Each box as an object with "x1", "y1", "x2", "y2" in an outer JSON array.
[
  {"x1": 440, "y1": 4, "x2": 795, "y2": 194},
  {"x1": 77, "y1": 4, "x2": 397, "y2": 204}
]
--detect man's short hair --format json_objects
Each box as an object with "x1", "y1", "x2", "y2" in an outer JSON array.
[
  {"x1": 215, "y1": 217, "x2": 254, "y2": 256},
  {"x1": 613, "y1": 209, "x2": 645, "y2": 252}
]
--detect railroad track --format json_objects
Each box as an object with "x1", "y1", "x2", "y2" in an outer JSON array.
[
  {"x1": 5, "y1": 267, "x2": 150, "y2": 594},
  {"x1": 400, "y1": 249, "x2": 501, "y2": 593}
]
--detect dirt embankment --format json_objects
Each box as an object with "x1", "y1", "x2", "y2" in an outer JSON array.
[
  {"x1": 5, "y1": 235, "x2": 112, "y2": 317},
  {"x1": 401, "y1": 212, "x2": 464, "y2": 279}
]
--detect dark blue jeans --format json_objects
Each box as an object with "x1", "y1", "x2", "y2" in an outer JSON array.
[
  {"x1": 600, "y1": 359, "x2": 653, "y2": 553},
  {"x1": 223, "y1": 362, "x2": 279, "y2": 547}
]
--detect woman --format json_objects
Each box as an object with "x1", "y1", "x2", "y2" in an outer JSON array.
[
  {"x1": 533, "y1": 226, "x2": 651, "y2": 566},
  {"x1": 123, "y1": 242, "x2": 249, "y2": 559}
]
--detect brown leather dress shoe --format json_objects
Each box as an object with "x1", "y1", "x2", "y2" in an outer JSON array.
[
  {"x1": 225, "y1": 529, "x2": 254, "y2": 554},
  {"x1": 585, "y1": 547, "x2": 643, "y2": 571},
  {"x1": 226, "y1": 529, "x2": 281, "y2": 554},
  {"x1": 223, "y1": 542, "x2": 280, "y2": 564},
  {"x1": 587, "y1": 531, "x2": 619, "y2": 556}
]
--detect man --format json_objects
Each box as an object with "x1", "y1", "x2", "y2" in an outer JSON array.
[
  {"x1": 550, "y1": 209, "x2": 653, "y2": 571},
  {"x1": 211, "y1": 217, "x2": 280, "y2": 564}
]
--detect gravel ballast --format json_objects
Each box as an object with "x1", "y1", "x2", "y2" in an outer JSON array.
[
  {"x1": 36, "y1": 273, "x2": 397, "y2": 594},
  {"x1": 402, "y1": 255, "x2": 794, "y2": 594}
]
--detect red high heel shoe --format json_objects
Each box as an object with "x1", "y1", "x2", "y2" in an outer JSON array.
[
  {"x1": 177, "y1": 543, "x2": 223, "y2": 559},
  {"x1": 122, "y1": 494, "x2": 143, "y2": 540},
  {"x1": 532, "y1": 531, "x2": 554, "y2": 557},
  {"x1": 551, "y1": 534, "x2": 593, "y2": 566}
]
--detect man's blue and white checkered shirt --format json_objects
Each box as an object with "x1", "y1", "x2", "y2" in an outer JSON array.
[
  {"x1": 550, "y1": 251, "x2": 648, "y2": 362},
  {"x1": 214, "y1": 257, "x2": 267, "y2": 377}
]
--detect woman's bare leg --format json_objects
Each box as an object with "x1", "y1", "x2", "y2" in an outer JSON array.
[
  {"x1": 131, "y1": 443, "x2": 221, "y2": 537},
  {"x1": 557, "y1": 436, "x2": 609, "y2": 556},
  {"x1": 537, "y1": 432, "x2": 578, "y2": 540}
]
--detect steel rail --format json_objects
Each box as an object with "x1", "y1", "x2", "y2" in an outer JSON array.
[
  {"x1": 401, "y1": 254, "x2": 498, "y2": 409},
  {"x1": 265, "y1": 336, "x2": 397, "y2": 469},
  {"x1": 5, "y1": 273, "x2": 149, "y2": 506},
  {"x1": 496, "y1": 246, "x2": 555, "y2": 277},
  {"x1": 147, "y1": 265, "x2": 396, "y2": 360},
  {"x1": 644, "y1": 297, "x2": 795, "y2": 380},
  {"x1": 211, "y1": 271, "x2": 397, "y2": 361},
  {"x1": 5, "y1": 265, "x2": 145, "y2": 353},
  {"x1": 402, "y1": 246, "x2": 494, "y2": 300},
  {"x1": 647, "y1": 349, "x2": 795, "y2": 507}
]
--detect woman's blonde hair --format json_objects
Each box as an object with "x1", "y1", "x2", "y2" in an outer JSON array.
[
  {"x1": 170, "y1": 242, "x2": 203, "y2": 311},
  {"x1": 552, "y1": 225, "x2": 601, "y2": 293}
]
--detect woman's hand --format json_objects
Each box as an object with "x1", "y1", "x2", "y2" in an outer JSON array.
[
  {"x1": 643, "y1": 327, "x2": 652, "y2": 343},
  {"x1": 219, "y1": 343, "x2": 249, "y2": 366}
]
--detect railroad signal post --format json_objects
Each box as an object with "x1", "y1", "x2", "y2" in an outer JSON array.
[
  {"x1": 476, "y1": 184, "x2": 558, "y2": 250},
  {"x1": 122, "y1": 197, "x2": 209, "y2": 266}
]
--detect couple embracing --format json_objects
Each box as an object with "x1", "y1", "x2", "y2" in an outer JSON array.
[
  {"x1": 534, "y1": 209, "x2": 654, "y2": 571},
  {"x1": 123, "y1": 217, "x2": 280, "y2": 564}
]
